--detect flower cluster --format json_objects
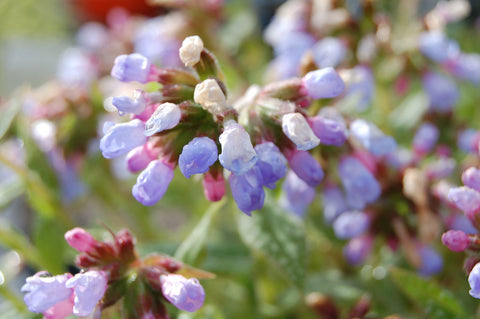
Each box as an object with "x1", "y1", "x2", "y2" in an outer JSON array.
[
  {"x1": 22, "y1": 228, "x2": 208, "y2": 318},
  {"x1": 101, "y1": 34, "x2": 348, "y2": 215}
]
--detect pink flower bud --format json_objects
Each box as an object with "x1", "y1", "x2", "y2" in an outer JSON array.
[
  {"x1": 65, "y1": 228, "x2": 97, "y2": 253},
  {"x1": 161, "y1": 274, "x2": 205, "y2": 312},
  {"x1": 202, "y1": 171, "x2": 225, "y2": 202},
  {"x1": 441, "y1": 230, "x2": 469, "y2": 252}
]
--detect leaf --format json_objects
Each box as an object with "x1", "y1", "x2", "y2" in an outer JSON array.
[
  {"x1": 0, "y1": 93, "x2": 22, "y2": 140},
  {"x1": 175, "y1": 199, "x2": 226, "y2": 265},
  {"x1": 390, "y1": 267, "x2": 469, "y2": 319},
  {"x1": 389, "y1": 91, "x2": 429, "y2": 130},
  {"x1": 33, "y1": 218, "x2": 68, "y2": 274},
  {"x1": 237, "y1": 199, "x2": 306, "y2": 288}
]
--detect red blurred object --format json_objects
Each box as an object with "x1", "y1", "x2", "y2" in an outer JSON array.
[{"x1": 69, "y1": 0, "x2": 159, "y2": 22}]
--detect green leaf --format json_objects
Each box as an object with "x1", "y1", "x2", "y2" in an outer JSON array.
[
  {"x1": 390, "y1": 267, "x2": 469, "y2": 319},
  {"x1": 33, "y1": 217, "x2": 68, "y2": 274},
  {"x1": 175, "y1": 199, "x2": 226, "y2": 265},
  {"x1": 0, "y1": 94, "x2": 22, "y2": 140},
  {"x1": 237, "y1": 199, "x2": 306, "y2": 288},
  {"x1": 389, "y1": 91, "x2": 429, "y2": 130}
]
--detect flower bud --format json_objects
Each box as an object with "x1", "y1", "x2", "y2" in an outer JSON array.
[
  {"x1": 64, "y1": 228, "x2": 97, "y2": 253},
  {"x1": 308, "y1": 108, "x2": 348, "y2": 146},
  {"x1": 111, "y1": 53, "x2": 153, "y2": 83},
  {"x1": 218, "y1": 121, "x2": 257, "y2": 175},
  {"x1": 288, "y1": 150, "x2": 324, "y2": 187},
  {"x1": 132, "y1": 160, "x2": 174, "y2": 206},
  {"x1": 202, "y1": 171, "x2": 225, "y2": 202},
  {"x1": 418, "y1": 31, "x2": 459, "y2": 63},
  {"x1": 179, "y1": 35, "x2": 204, "y2": 67},
  {"x1": 282, "y1": 113, "x2": 320, "y2": 151},
  {"x1": 302, "y1": 67, "x2": 345, "y2": 99},
  {"x1": 179, "y1": 137, "x2": 218, "y2": 178},
  {"x1": 66, "y1": 271, "x2": 108, "y2": 317},
  {"x1": 194, "y1": 79, "x2": 230, "y2": 116},
  {"x1": 161, "y1": 274, "x2": 205, "y2": 312},
  {"x1": 442, "y1": 230, "x2": 469, "y2": 252},
  {"x1": 144, "y1": 103, "x2": 182, "y2": 136},
  {"x1": 100, "y1": 119, "x2": 147, "y2": 159}
]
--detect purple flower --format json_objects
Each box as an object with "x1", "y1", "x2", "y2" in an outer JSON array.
[
  {"x1": 288, "y1": 150, "x2": 324, "y2": 187},
  {"x1": 65, "y1": 271, "x2": 107, "y2": 316},
  {"x1": 350, "y1": 119, "x2": 396, "y2": 156},
  {"x1": 311, "y1": 37, "x2": 347, "y2": 68},
  {"x1": 281, "y1": 171, "x2": 315, "y2": 217},
  {"x1": 161, "y1": 274, "x2": 205, "y2": 312},
  {"x1": 179, "y1": 137, "x2": 218, "y2": 178},
  {"x1": 100, "y1": 119, "x2": 147, "y2": 159},
  {"x1": 309, "y1": 108, "x2": 348, "y2": 146},
  {"x1": 462, "y1": 167, "x2": 480, "y2": 192},
  {"x1": 302, "y1": 67, "x2": 346, "y2": 99},
  {"x1": 322, "y1": 185, "x2": 348, "y2": 224},
  {"x1": 22, "y1": 273, "x2": 73, "y2": 313},
  {"x1": 333, "y1": 210, "x2": 370, "y2": 239},
  {"x1": 468, "y1": 263, "x2": 480, "y2": 299},
  {"x1": 417, "y1": 245, "x2": 443, "y2": 277},
  {"x1": 111, "y1": 90, "x2": 147, "y2": 116},
  {"x1": 111, "y1": 53, "x2": 153, "y2": 83},
  {"x1": 425, "y1": 157, "x2": 456, "y2": 180},
  {"x1": 229, "y1": 167, "x2": 265, "y2": 215},
  {"x1": 422, "y1": 72, "x2": 459, "y2": 112},
  {"x1": 218, "y1": 121, "x2": 257, "y2": 175},
  {"x1": 254, "y1": 142, "x2": 287, "y2": 188},
  {"x1": 126, "y1": 145, "x2": 155, "y2": 173},
  {"x1": 412, "y1": 123, "x2": 439, "y2": 155},
  {"x1": 282, "y1": 113, "x2": 320, "y2": 151},
  {"x1": 144, "y1": 103, "x2": 182, "y2": 136},
  {"x1": 132, "y1": 160, "x2": 174, "y2": 206},
  {"x1": 448, "y1": 186, "x2": 480, "y2": 220},
  {"x1": 441, "y1": 230, "x2": 469, "y2": 252},
  {"x1": 446, "y1": 214, "x2": 477, "y2": 235},
  {"x1": 343, "y1": 235, "x2": 374, "y2": 266},
  {"x1": 418, "y1": 31, "x2": 459, "y2": 63},
  {"x1": 338, "y1": 156, "x2": 381, "y2": 209}
]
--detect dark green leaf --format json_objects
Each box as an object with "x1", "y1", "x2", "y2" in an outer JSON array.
[{"x1": 237, "y1": 199, "x2": 306, "y2": 288}]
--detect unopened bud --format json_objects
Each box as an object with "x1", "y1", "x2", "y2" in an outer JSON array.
[
  {"x1": 442, "y1": 230, "x2": 469, "y2": 252},
  {"x1": 65, "y1": 228, "x2": 97, "y2": 253},
  {"x1": 194, "y1": 79, "x2": 230, "y2": 116},
  {"x1": 179, "y1": 36, "x2": 204, "y2": 67},
  {"x1": 282, "y1": 113, "x2": 320, "y2": 151}
]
